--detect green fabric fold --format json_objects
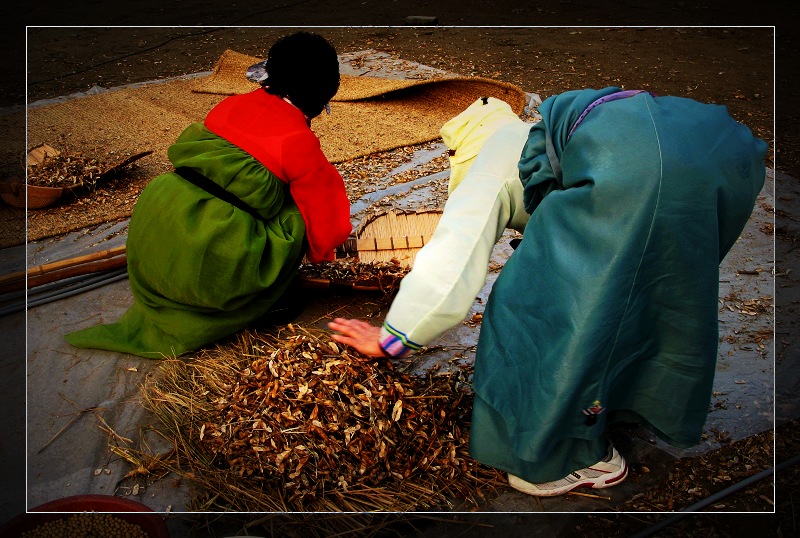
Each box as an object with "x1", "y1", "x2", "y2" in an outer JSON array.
[{"x1": 65, "y1": 123, "x2": 306, "y2": 358}]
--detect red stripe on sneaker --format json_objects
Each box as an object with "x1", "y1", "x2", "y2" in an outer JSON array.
[{"x1": 605, "y1": 463, "x2": 627, "y2": 485}]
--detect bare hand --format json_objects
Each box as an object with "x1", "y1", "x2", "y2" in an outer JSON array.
[{"x1": 327, "y1": 317, "x2": 384, "y2": 357}]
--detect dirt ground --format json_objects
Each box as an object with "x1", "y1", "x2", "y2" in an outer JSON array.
[
  {"x1": 9, "y1": 7, "x2": 799, "y2": 538},
  {"x1": 25, "y1": 26, "x2": 777, "y2": 169}
]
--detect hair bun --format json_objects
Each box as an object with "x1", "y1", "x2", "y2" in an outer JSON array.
[{"x1": 265, "y1": 32, "x2": 340, "y2": 119}]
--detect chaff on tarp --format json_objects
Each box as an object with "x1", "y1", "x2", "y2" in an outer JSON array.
[{"x1": 131, "y1": 326, "x2": 504, "y2": 514}]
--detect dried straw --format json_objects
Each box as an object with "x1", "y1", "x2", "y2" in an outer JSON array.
[
  {"x1": 139, "y1": 325, "x2": 504, "y2": 515},
  {"x1": 298, "y1": 258, "x2": 410, "y2": 291}
]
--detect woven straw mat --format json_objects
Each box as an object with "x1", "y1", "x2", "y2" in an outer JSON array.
[
  {"x1": 191, "y1": 49, "x2": 527, "y2": 162},
  {"x1": 18, "y1": 49, "x2": 526, "y2": 246}
]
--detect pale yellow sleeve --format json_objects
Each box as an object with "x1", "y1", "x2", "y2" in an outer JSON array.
[{"x1": 379, "y1": 121, "x2": 533, "y2": 355}]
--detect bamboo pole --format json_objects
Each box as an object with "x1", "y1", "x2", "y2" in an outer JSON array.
[
  {"x1": 24, "y1": 256, "x2": 129, "y2": 292},
  {"x1": 0, "y1": 211, "x2": 443, "y2": 294},
  {"x1": 0, "y1": 245, "x2": 128, "y2": 294}
]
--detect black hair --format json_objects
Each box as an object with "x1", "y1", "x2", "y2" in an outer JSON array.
[{"x1": 264, "y1": 32, "x2": 340, "y2": 119}]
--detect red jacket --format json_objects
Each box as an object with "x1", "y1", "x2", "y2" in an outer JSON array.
[{"x1": 205, "y1": 89, "x2": 352, "y2": 263}]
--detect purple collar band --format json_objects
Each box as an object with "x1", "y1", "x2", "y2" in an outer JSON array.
[{"x1": 568, "y1": 90, "x2": 651, "y2": 139}]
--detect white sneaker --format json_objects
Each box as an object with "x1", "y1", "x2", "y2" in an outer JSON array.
[{"x1": 507, "y1": 443, "x2": 628, "y2": 497}]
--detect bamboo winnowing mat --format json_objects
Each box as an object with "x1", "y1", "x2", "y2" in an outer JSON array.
[
  {"x1": 14, "y1": 49, "x2": 526, "y2": 247},
  {"x1": 355, "y1": 209, "x2": 443, "y2": 267}
]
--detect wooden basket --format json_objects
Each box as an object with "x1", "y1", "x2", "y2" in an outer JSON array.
[
  {"x1": 298, "y1": 209, "x2": 444, "y2": 291},
  {"x1": 0, "y1": 179, "x2": 71, "y2": 209},
  {"x1": 0, "y1": 145, "x2": 152, "y2": 210}
]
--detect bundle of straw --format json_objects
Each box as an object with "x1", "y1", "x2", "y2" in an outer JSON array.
[{"x1": 141, "y1": 325, "x2": 504, "y2": 513}]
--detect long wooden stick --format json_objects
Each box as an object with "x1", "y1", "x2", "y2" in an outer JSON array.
[
  {"x1": 0, "y1": 245, "x2": 127, "y2": 284},
  {"x1": 23, "y1": 256, "x2": 128, "y2": 292},
  {"x1": 337, "y1": 234, "x2": 433, "y2": 256},
  {"x1": 566, "y1": 490, "x2": 612, "y2": 501},
  {"x1": 0, "y1": 245, "x2": 128, "y2": 294},
  {"x1": 0, "y1": 232, "x2": 426, "y2": 294}
]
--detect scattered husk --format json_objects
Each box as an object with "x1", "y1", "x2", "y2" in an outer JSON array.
[
  {"x1": 298, "y1": 259, "x2": 410, "y2": 290},
  {"x1": 27, "y1": 151, "x2": 104, "y2": 190},
  {"x1": 138, "y1": 325, "x2": 504, "y2": 514}
]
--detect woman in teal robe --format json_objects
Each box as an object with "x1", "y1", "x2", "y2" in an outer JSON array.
[{"x1": 469, "y1": 87, "x2": 768, "y2": 486}]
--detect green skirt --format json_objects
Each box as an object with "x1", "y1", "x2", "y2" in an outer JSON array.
[{"x1": 65, "y1": 123, "x2": 306, "y2": 358}]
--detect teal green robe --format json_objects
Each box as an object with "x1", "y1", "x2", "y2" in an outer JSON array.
[
  {"x1": 65, "y1": 123, "x2": 306, "y2": 358},
  {"x1": 469, "y1": 88, "x2": 768, "y2": 482}
]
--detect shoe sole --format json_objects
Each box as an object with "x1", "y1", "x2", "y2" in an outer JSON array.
[{"x1": 509, "y1": 460, "x2": 628, "y2": 497}]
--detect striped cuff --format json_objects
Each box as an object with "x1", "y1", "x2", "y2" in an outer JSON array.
[{"x1": 379, "y1": 322, "x2": 422, "y2": 358}]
